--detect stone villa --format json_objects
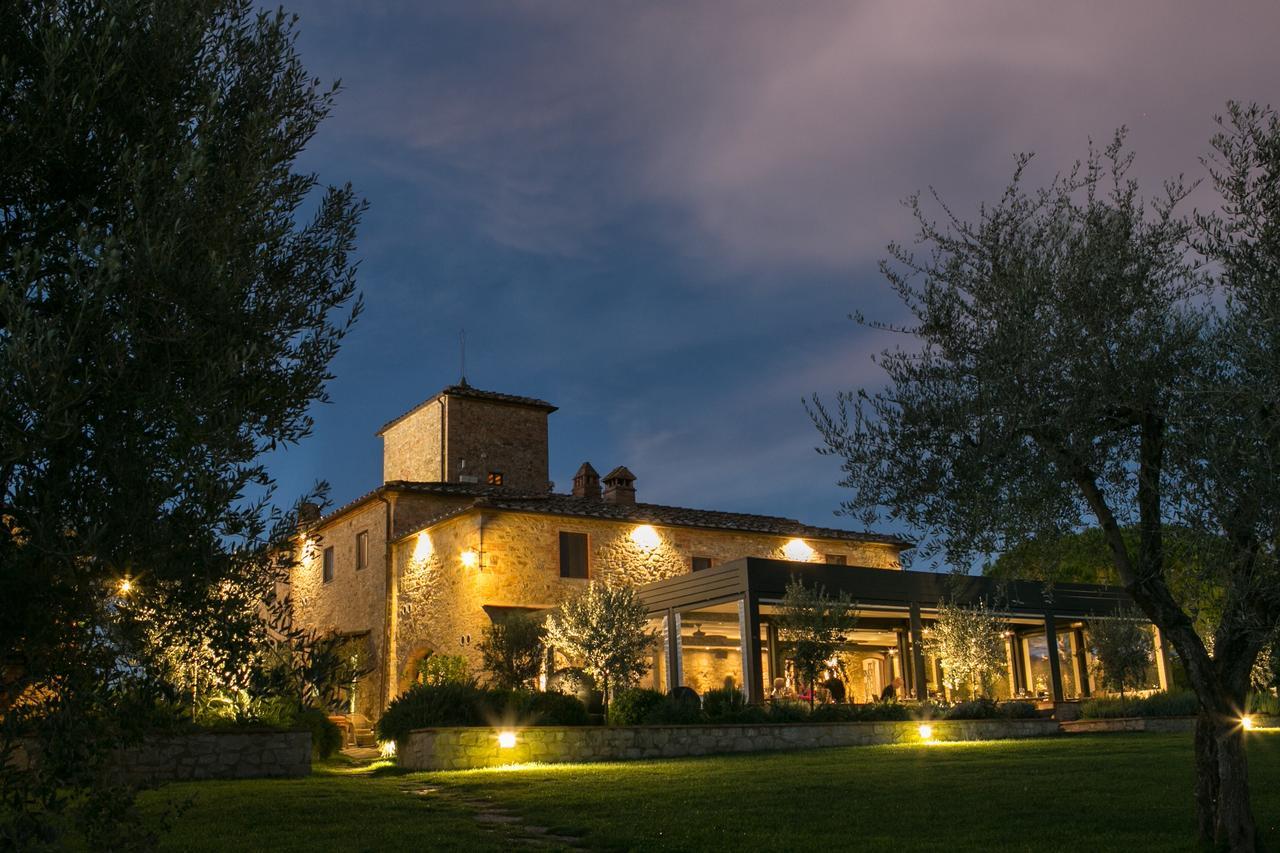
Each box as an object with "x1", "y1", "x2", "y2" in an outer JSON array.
[{"x1": 291, "y1": 383, "x2": 1171, "y2": 721}]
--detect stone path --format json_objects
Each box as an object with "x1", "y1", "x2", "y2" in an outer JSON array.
[{"x1": 402, "y1": 783, "x2": 587, "y2": 849}]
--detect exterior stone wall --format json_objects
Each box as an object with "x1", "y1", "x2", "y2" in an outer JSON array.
[
  {"x1": 444, "y1": 396, "x2": 550, "y2": 493},
  {"x1": 390, "y1": 508, "x2": 903, "y2": 697},
  {"x1": 1058, "y1": 716, "x2": 1198, "y2": 734},
  {"x1": 399, "y1": 719, "x2": 1061, "y2": 770},
  {"x1": 12, "y1": 731, "x2": 311, "y2": 785},
  {"x1": 116, "y1": 731, "x2": 311, "y2": 784},
  {"x1": 381, "y1": 403, "x2": 444, "y2": 483},
  {"x1": 291, "y1": 501, "x2": 389, "y2": 719}
]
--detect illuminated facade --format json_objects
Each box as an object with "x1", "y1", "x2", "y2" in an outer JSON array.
[{"x1": 291, "y1": 383, "x2": 1166, "y2": 720}]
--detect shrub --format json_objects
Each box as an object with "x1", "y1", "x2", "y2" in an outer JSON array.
[
  {"x1": 852, "y1": 701, "x2": 911, "y2": 722},
  {"x1": 498, "y1": 690, "x2": 590, "y2": 726},
  {"x1": 376, "y1": 683, "x2": 486, "y2": 743},
  {"x1": 943, "y1": 698, "x2": 1000, "y2": 720},
  {"x1": 1080, "y1": 690, "x2": 1199, "y2": 719},
  {"x1": 644, "y1": 691, "x2": 705, "y2": 725},
  {"x1": 997, "y1": 700, "x2": 1041, "y2": 719},
  {"x1": 702, "y1": 687, "x2": 747, "y2": 719},
  {"x1": 418, "y1": 653, "x2": 472, "y2": 687},
  {"x1": 1247, "y1": 691, "x2": 1279, "y2": 716},
  {"x1": 479, "y1": 615, "x2": 546, "y2": 690},
  {"x1": 762, "y1": 701, "x2": 811, "y2": 723},
  {"x1": 808, "y1": 704, "x2": 859, "y2": 723},
  {"x1": 293, "y1": 706, "x2": 342, "y2": 759},
  {"x1": 608, "y1": 688, "x2": 667, "y2": 726}
]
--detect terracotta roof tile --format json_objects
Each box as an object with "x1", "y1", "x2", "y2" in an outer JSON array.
[
  {"x1": 393, "y1": 492, "x2": 911, "y2": 548},
  {"x1": 376, "y1": 383, "x2": 557, "y2": 435}
]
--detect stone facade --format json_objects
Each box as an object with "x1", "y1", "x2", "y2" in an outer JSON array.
[
  {"x1": 380, "y1": 401, "x2": 444, "y2": 483},
  {"x1": 398, "y1": 719, "x2": 1062, "y2": 770},
  {"x1": 390, "y1": 508, "x2": 902, "y2": 698},
  {"x1": 289, "y1": 383, "x2": 908, "y2": 717},
  {"x1": 380, "y1": 391, "x2": 551, "y2": 492}
]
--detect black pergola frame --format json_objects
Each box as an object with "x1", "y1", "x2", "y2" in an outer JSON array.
[{"x1": 639, "y1": 557, "x2": 1159, "y2": 705}]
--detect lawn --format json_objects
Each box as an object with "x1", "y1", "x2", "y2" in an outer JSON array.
[{"x1": 143, "y1": 732, "x2": 1280, "y2": 852}]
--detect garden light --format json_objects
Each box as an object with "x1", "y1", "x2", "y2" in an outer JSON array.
[
  {"x1": 783, "y1": 538, "x2": 814, "y2": 561},
  {"x1": 1242, "y1": 716, "x2": 1255, "y2": 731},
  {"x1": 630, "y1": 524, "x2": 661, "y2": 550},
  {"x1": 379, "y1": 741, "x2": 397, "y2": 759},
  {"x1": 118, "y1": 578, "x2": 133, "y2": 595},
  {"x1": 917, "y1": 724, "x2": 934, "y2": 741},
  {"x1": 498, "y1": 730, "x2": 517, "y2": 749}
]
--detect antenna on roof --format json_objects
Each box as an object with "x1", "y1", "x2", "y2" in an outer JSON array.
[{"x1": 459, "y1": 328, "x2": 468, "y2": 387}]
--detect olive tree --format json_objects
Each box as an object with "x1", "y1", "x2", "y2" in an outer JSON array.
[
  {"x1": 544, "y1": 583, "x2": 655, "y2": 713},
  {"x1": 1088, "y1": 611, "x2": 1156, "y2": 698},
  {"x1": 0, "y1": 1, "x2": 362, "y2": 846},
  {"x1": 811, "y1": 107, "x2": 1280, "y2": 850},
  {"x1": 478, "y1": 614, "x2": 547, "y2": 690},
  {"x1": 775, "y1": 576, "x2": 858, "y2": 708},
  {"x1": 926, "y1": 601, "x2": 1006, "y2": 699}
]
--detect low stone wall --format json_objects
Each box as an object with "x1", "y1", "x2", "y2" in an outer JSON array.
[
  {"x1": 399, "y1": 719, "x2": 1061, "y2": 771},
  {"x1": 116, "y1": 730, "x2": 311, "y2": 784},
  {"x1": 1059, "y1": 716, "x2": 1196, "y2": 734}
]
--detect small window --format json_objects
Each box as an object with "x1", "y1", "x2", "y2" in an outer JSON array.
[
  {"x1": 826, "y1": 554, "x2": 848, "y2": 565},
  {"x1": 559, "y1": 532, "x2": 589, "y2": 579},
  {"x1": 356, "y1": 531, "x2": 369, "y2": 570},
  {"x1": 487, "y1": 471, "x2": 504, "y2": 486},
  {"x1": 691, "y1": 556, "x2": 713, "y2": 572},
  {"x1": 322, "y1": 546, "x2": 335, "y2": 583}
]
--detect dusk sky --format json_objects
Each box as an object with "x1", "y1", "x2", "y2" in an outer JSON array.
[{"x1": 268, "y1": 1, "x2": 1279, "y2": 543}]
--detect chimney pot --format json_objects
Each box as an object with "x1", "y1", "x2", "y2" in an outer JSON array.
[
  {"x1": 602, "y1": 466, "x2": 636, "y2": 505},
  {"x1": 572, "y1": 462, "x2": 601, "y2": 500}
]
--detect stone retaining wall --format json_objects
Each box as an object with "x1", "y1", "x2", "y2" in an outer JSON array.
[
  {"x1": 399, "y1": 719, "x2": 1061, "y2": 771},
  {"x1": 1059, "y1": 716, "x2": 1196, "y2": 734},
  {"x1": 116, "y1": 730, "x2": 312, "y2": 784}
]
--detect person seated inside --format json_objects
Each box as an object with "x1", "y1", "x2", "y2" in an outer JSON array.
[
  {"x1": 823, "y1": 676, "x2": 847, "y2": 704},
  {"x1": 879, "y1": 677, "x2": 905, "y2": 702},
  {"x1": 771, "y1": 677, "x2": 789, "y2": 699}
]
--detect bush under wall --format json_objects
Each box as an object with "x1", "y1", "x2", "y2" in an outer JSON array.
[
  {"x1": 377, "y1": 684, "x2": 589, "y2": 744},
  {"x1": 1079, "y1": 690, "x2": 1199, "y2": 719}
]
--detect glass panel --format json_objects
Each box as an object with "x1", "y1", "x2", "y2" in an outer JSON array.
[
  {"x1": 643, "y1": 617, "x2": 668, "y2": 693},
  {"x1": 677, "y1": 603, "x2": 744, "y2": 697}
]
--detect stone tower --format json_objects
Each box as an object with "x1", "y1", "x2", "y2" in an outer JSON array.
[{"x1": 377, "y1": 383, "x2": 556, "y2": 492}]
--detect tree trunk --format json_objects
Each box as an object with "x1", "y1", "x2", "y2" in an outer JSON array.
[
  {"x1": 1194, "y1": 712, "x2": 1220, "y2": 845},
  {"x1": 1214, "y1": 720, "x2": 1256, "y2": 852}
]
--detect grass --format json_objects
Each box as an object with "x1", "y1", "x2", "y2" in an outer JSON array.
[{"x1": 142, "y1": 732, "x2": 1280, "y2": 852}]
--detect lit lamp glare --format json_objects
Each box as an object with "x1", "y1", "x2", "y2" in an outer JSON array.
[
  {"x1": 460, "y1": 549, "x2": 479, "y2": 569},
  {"x1": 498, "y1": 730, "x2": 517, "y2": 749},
  {"x1": 630, "y1": 524, "x2": 661, "y2": 550},
  {"x1": 118, "y1": 578, "x2": 133, "y2": 595},
  {"x1": 917, "y1": 723, "x2": 934, "y2": 741},
  {"x1": 782, "y1": 538, "x2": 815, "y2": 562},
  {"x1": 1242, "y1": 716, "x2": 1255, "y2": 731},
  {"x1": 413, "y1": 532, "x2": 433, "y2": 562},
  {"x1": 379, "y1": 740, "x2": 397, "y2": 759}
]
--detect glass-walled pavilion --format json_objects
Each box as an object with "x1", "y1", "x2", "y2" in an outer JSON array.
[{"x1": 637, "y1": 558, "x2": 1173, "y2": 704}]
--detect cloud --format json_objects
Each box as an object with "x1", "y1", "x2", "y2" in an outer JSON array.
[{"x1": 298, "y1": 0, "x2": 1280, "y2": 274}]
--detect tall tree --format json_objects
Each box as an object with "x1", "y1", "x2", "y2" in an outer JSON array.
[
  {"x1": 544, "y1": 583, "x2": 655, "y2": 713},
  {"x1": 775, "y1": 576, "x2": 858, "y2": 708},
  {"x1": 925, "y1": 601, "x2": 1006, "y2": 699},
  {"x1": 0, "y1": 0, "x2": 362, "y2": 846},
  {"x1": 811, "y1": 110, "x2": 1280, "y2": 850}
]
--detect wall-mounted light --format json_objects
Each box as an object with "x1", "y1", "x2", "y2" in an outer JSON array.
[
  {"x1": 782, "y1": 538, "x2": 814, "y2": 561},
  {"x1": 497, "y1": 730, "x2": 517, "y2": 749},
  {"x1": 630, "y1": 524, "x2": 661, "y2": 550},
  {"x1": 460, "y1": 549, "x2": 479, "y2": 569},
  {"x1": 413, "y1": 532, "x2": 433, "y2": 562}
]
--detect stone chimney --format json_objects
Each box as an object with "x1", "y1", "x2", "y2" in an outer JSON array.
[
  {"x1": 602, "y1": 466, "x2": 636, "y2": 505},
  {"x1": 572, "y1": 462, "x2": 601, "y2": 500}
]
